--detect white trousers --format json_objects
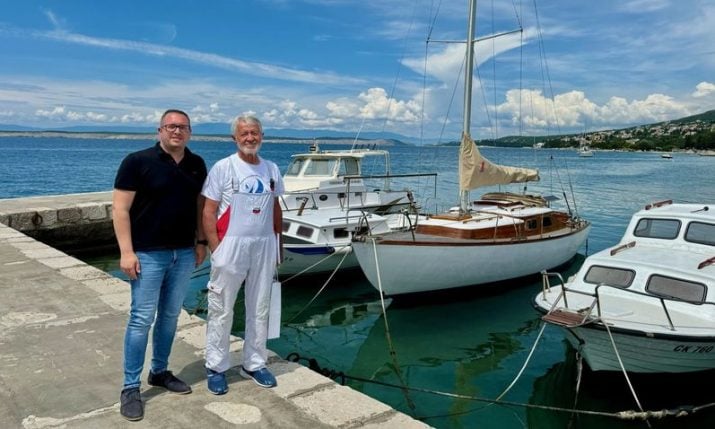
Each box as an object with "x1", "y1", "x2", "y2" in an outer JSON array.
[{"x1": 205, "y1": 235, "x2": 275, "y2": 373}]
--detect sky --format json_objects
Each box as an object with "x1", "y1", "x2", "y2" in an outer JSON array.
[{"x1": 1, "y1": 0, "x2": 715, "y2": 141}]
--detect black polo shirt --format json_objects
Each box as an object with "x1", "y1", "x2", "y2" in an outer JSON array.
[{"x1": 114, "y1": 142, "x2": 207, "y2": 251}]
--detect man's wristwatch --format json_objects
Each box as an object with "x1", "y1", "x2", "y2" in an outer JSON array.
[{"x1": 196, "y1": 239, "x2": 209, "y2": 246}]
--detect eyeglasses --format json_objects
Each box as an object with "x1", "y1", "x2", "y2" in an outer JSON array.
[{"x1": 161, "y1": 124, "x2": 191, "y2": 133}]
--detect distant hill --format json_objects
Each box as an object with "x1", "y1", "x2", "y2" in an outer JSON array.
[
  {"x1": 0, "y1": 122, "x2": 417, "y2": 144},
  {"x1": 0, "y1": 124, "x2": 38, "y2": 132},
  {"x1": 2, "y1": 109, "x2": 714, "y2": 146},
  {"x1": 667, "y1": 109, "x2": 715, "y2": 124},
  {"x1": 461, "y1": 109, "x2": 715, "y2": 148}
]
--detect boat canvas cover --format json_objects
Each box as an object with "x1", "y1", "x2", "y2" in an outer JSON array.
[{"x1": 459, "y1": 132, "x2": 539, "y2": 191}]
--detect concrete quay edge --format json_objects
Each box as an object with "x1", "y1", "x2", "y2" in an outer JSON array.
[{"x1": 0, "y1": 195, "x2": 432, "y2": 429}]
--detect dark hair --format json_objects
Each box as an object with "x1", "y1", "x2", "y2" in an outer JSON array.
[{"x1": 160, "y1": 109, "x2": 191, "y2": 126}]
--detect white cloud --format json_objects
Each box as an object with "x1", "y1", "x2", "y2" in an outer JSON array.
[
  {"x1": 496, "y1": 89, "x2": 691, "y2": 132},
  {"x1": 0, "y1": 16, "x2": 364, "y2": 87},
  {"x1": 326, "y1": 98, "x2": 361, "y2": 118},
  {"x1": 120, "y1": 112, "x2": 150, "y2": 123},
  {"x1": 35, "y1": 106, "x2": 67, "y2": 119},
  {"x1": 357, "y1": 87, "x2": 421, "y2": 123},
  {"x1": 42, "y1": 9, "x2": 68, "y2": 31},
  {"x1": 320, "y1": 87, "x2": 423, "y2": 131},
  {"x1": 259, "y1": 100, "x2": 333, "y2": 128},
  {"x1": 618, "y1": 0, "x2": 670, "y2": 14},
  {"x1": 692, "y1": 81, "x2": 715, "y2": 98},
  {"x1": 86, "y1": 111, "x2": 108, "y2": 121}
]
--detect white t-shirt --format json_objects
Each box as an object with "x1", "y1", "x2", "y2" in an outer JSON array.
[{"x1": 202, "y1": 154, "x2": 285, "y2": 218}]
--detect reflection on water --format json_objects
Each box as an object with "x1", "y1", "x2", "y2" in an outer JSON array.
[
  {"x1": 86, "y1": 246, "x2": 715, "y2": 428},
  {"x1": 77, "y1": 147, "x2": 715, "y2": 429},
  {"x1": 529, "y1": 347, "x2": 715, "y2": 429}
]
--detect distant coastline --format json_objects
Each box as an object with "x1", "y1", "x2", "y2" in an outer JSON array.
[{"x1": 0, "y1": 130, "x2": 404, "y2": 146}]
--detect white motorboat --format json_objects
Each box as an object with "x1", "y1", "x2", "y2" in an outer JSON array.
[
  {"x1": 578, "y1": 145, "x2": 594, "y2": 157},
  {"x1": 281, "y1": 142, "x2": 415, "y2": 212},
  {"x1": 279, "y1": 143, "x2": 422, "y2": 276},
  {"x1": 350, "y1": 0, "x2": 590, "y2": 296},
  {"x1": 280, "y1": 206, "x2": 399, "y2": 276},
  {"x1": 534, "y1": 200, "x2": 715, "y2": 373}
]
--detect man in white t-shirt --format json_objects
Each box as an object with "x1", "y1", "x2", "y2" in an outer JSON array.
[{"x1": 201, "y1": 115, "x2": 284, "y2": 394}]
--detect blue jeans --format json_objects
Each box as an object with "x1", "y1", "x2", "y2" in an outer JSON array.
[{"x1": 123, "y1": 248, "x2": 195, "y2": 389}]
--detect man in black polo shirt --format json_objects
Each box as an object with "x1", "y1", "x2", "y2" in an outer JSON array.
[{"x1": 112, "y1": 109, "x2": 207, "y2": 421}]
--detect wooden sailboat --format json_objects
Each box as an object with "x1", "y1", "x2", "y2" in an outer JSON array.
[{"x1": 351, "y1": 0, "x2": 591, "y2": 296}]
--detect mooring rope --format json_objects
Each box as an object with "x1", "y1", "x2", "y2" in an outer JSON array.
[
  {"x1": 285, "y1": 351, "x2": 714, "y2": 422},
  {"x1": 369, "y1": 236, "x2": 418, "y2": 413},
  {"x1": 281, "y1": 245, "x2": 348, "y2": 284},
  {"x1": 602, "y1": 318, "x2": 648, "y2": 421},
  {"x1": 496, "y1": 322, "x2": 547, "y2": 401},
  {"x1": 186, "y1": 244, "x2": 347, "y2": 317},
  {"x1": 283, "y1": 250, "x2": 349, "y2": 324}
]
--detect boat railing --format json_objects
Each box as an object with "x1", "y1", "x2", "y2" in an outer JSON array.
[
  {"x1": 344, "y1": 173, "x2": 437, "y2": 204},
  {"x1": 327, "y1": 213, "x2": 371, "y2": 223},
  {"x1": 540, "y1": 271, "x2": 598, "y2": 326},
  {"x1": 353, "y1": 209, "x2": 377, "y2": 239},
  {"x1": 542, "y1": 271, "x2": 581, "y2": 309},
  {"x1": 541, "y1": 270, "x2": 715, "y2": 332},
  {"x1": 593, "y1": 283, "x2": 692, "y2": 332},
  {"x1": 282, "y1": 190, "x2": 357, "y2": 210}
]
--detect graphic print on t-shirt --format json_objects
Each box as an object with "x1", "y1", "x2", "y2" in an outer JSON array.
[
  {"x1": 218, "y1": 174, "x2": 273, "y2": 240},
  {"x1": 236, "y1": 174, "x2": 268, "y2": 194}
]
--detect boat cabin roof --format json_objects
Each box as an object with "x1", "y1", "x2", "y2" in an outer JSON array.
[
  {"x1": 622, "y1": 201, "x2": 715, "y2": 248},
  {"x1": 283, "y1": 143, "x2": 393, "y2": 192},
  {"x1": 574, "y1": 201, "x2": 715, "y2": 303}
]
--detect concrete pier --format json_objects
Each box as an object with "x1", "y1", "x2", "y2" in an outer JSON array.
[{"x1": 0, "y1": 195, "x2": 430, "y2": 428}]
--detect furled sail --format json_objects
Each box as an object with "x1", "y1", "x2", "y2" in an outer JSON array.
[{"x1": 459, "y1": 132, "x2": 539, "y2": 191}]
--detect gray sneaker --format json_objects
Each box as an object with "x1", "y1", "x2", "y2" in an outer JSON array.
[{"x1": 120, "y1": 387, "x2": 143, "y2": 421}]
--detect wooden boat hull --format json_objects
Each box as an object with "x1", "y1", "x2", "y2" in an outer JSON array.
[{"x1": 352, "y1": 224, "x2": 590, "y2": 295}]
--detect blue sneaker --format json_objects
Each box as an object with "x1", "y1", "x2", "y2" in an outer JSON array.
[
  {"x1": 206, "y1": 368, "x2": 228, "y2": 395},
  {"x1": 239, "y1": 366, "x2": 277, "y2": 388}
]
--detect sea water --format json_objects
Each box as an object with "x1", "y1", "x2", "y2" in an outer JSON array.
[{"x1": 3, "y1": 136, "x2": 715, "y2": 429}]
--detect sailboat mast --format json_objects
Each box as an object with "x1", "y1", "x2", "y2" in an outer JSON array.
[
  {"x1": 463, "y1": 0, "x2": 476, "y2": 133},
  {"x1": 460, "y1": 0, "x2": 477, "y2": 211}
]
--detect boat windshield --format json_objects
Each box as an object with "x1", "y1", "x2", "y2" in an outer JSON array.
[
  {"x1": 634, "y1": 218, "x2": 680, "y2": 240},
  {"x1": 584, "y1": 265, "x2": 635, "y2": 288},
  {"x1": 338, "y1": 158, "x2": 359, "y2": 176},
  {"x1": 285, "y1": 159, "x2": 305, "y2": 176},
  {"x1": 685, "y1": 222, "x2": 715, "y2": 247},
  {"x1": 304, "y1": 159, "x2": 337, "y2": 176}
]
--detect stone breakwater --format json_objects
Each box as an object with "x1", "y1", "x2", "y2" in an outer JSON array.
[{"x1": 0, "y1": 191, "x2": 115, "y2": 253}]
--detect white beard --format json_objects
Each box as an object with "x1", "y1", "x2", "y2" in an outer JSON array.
[{"x1": 239, "y1": 143, "x2": 261, "y2": 156}]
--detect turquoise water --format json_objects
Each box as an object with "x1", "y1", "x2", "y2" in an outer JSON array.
[{"x1": 3, "y1": 136, "x2": 715, "y2": 428}]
